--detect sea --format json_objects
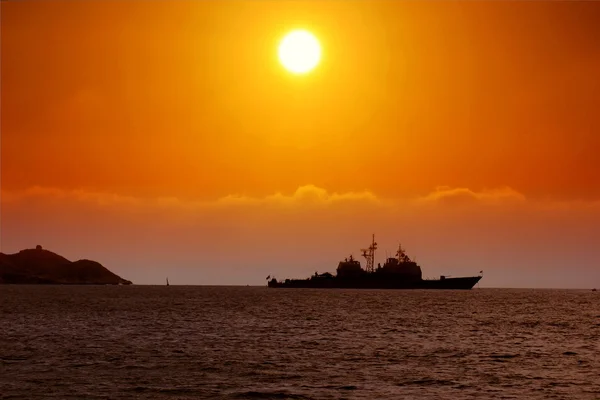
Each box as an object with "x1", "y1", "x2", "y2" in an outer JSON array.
[{"x1": 1, "y1": 286, "x2": 599, "y2": 399}]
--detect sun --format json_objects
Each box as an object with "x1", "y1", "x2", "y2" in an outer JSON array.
[{"x1": 278, "y1": 30, "x2": 321, "y2": 74}]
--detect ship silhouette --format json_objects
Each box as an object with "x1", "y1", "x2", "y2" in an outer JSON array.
[{"x1": 268, "y1": 235, "x2": 482, "y2": 289}]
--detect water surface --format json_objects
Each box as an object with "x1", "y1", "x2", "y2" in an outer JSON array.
[{"x1": 1, "y1": 286, "x2": 599, "y2": 399}]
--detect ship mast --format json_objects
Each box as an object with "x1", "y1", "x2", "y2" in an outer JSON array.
[
  {"x1": 361, "y1": 234, "x2": 378, "y2": 273},
  {"x1": 396, "y1": 243, "x2": 412, "y2": 263}
]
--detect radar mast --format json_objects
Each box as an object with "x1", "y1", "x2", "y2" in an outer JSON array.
[
  {"x1": 361, "y1": 234, "x2": 378, "y2": 273},
  {"x1": 396, "y1": 243, "x2": 412, "y2": 263}
]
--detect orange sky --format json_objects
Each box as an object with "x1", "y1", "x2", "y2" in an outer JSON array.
[{"x1": 2, "y1": 1, "x2": 599, "y2": 287}]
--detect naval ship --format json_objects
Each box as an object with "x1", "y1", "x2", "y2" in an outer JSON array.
[{"x1": 267, "y1": 235, "x2": 482, "y2": 289}]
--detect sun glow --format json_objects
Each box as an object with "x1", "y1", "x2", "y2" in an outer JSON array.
[{"x1": 278, "y1": 30, "x2": 321, "y2": 74}]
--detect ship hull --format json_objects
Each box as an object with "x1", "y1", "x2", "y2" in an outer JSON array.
[{"x1": 268, "y1": 276, "x2": 482, "y2": 290}]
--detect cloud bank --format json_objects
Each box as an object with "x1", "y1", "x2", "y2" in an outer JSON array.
[{"x1": 3, "y1": 184, "x2": 528, "y2": 211}]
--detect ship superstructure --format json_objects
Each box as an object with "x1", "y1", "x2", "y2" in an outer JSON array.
[{"x1": 268, "y1": 235, "x2": 482, "y2": 289}]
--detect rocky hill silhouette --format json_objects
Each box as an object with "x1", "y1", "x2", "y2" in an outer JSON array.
[{"x1": 0, "y1": 246, "x2": 132, "y2": 285}]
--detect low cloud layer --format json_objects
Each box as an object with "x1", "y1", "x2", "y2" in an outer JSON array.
[
  {"x1": 418, "y1": 186, "x2": 526, "y2": 206},
  {"x1": 2, "y1": 184, "x2": 379, "y2": 211},
  {"x1": 217, "y1": 185, "x2": 380, "y2": 207},
  {"x1": 3, "y1": 184, "x2": 528, "y2": 212}
]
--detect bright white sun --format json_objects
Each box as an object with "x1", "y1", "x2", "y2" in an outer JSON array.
[{"x1": 278, "y1": 30, "x2": 321, "y2": 74}]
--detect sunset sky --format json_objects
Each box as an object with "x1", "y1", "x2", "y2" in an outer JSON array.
[{"x1": 2, "y1": 1, "x2": 599, "y2": 287}]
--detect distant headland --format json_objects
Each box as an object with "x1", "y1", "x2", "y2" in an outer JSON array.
[{"x1": 0, "y1": 245, "x2": 132, "y2": 285}]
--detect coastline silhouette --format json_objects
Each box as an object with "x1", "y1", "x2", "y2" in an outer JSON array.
[{"x1": 0, "y1": 245, "x2": 132, "y2": 285}]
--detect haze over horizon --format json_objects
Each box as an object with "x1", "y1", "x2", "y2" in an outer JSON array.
[{"x1": 2, "y1": 1, "x2": 599, "y2": 288}]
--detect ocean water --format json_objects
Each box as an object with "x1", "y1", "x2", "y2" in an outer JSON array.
[{"x1": 1, "y1": 286, "x2": 599, "y2": 399}]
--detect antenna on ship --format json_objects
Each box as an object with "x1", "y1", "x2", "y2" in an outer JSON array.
[
  {"x1": 361, "y1": 234, "x2": 377, "y2": 273},
  {"x1": 396, "y1": 242, "x2": 413, "y2": 263}
]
